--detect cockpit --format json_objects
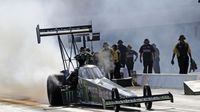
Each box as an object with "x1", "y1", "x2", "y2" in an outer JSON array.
[{"x1": 79, "y1": 65, "x2": 104, "y2": 79}]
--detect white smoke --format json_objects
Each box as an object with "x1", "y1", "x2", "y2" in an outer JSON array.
[
  {"x1": 98, "y1": 47, "x2": 114, "y2": 77},
  {"x1": 0, "y1": 1, "x2": 62, "y2": 103}
]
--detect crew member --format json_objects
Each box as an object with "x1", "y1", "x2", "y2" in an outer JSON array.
[
  {"x1": 85, "y1": 47, "x2": 93, "y2": 64},
  {"x1": 171, "y1": 35, "x2": 193, "y2": 74},
  {"x1": 117, "y1": 40, "x2": 127, "y2": 67},
  {"x1": 99, "y1": 42, "x2": 114, "y2": 79},
  {"x1": 139, "y1": 39, "x2": 155, "y2": 73},
  {"x1": 75, "y1": 47, "x2": 92, "y2": 67},
  {"x1": 126, "y1": 45, "x2": 138, "y2": 76},
  {"x1": 152, "y1": 43, "x2": 160, "y2": 73},
  {"x1": 112, "y1": 44, "x2": 121, "y2": 79},
  {"x1": 92, "y1": 52, "x2": 99, "y2": 66}
]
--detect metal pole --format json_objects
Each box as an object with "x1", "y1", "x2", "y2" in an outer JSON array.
[
  {"x1": 71, "y1": 34, "x2": 79, "y2": 66},
  {"x1": 72, "y1": 34, "x2": 77, "y2": 56},
  {"x1": 83, "y1": 35, "x2": 86, "y2": 48},
  {"x1": 57, "y1": 35, "x2": 66, "y2": 71},
  {"x1": 91, "y1": 41, "x2": 93, "y2": 53}
]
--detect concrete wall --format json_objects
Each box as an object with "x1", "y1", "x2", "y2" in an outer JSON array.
[{"x1": 136, "y1": 73, "x2": 200, "y2": 89}]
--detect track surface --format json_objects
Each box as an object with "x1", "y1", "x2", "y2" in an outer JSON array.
[{"x1": 0, "y1": 87, "x2": 200, "y2": 112}]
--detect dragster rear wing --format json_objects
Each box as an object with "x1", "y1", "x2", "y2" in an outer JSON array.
[
  {"x1": 36, "y1": 24, "x2": 92, "y2": 44},
  {"x1": 102, "y1": 92, "x2": 173, "y2": 109}
]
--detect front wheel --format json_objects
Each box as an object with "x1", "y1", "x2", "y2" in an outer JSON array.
[
  {"x1": 143, "y1": 85, "x2": 152, "y2": 110},
  {"x1": 112, "y1": 88, "x2": 120, "y2": 112}
]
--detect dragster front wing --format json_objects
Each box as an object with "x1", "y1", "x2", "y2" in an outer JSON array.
[{"x1": 102, "y1": 92, "x2": 173, "y2": 109}]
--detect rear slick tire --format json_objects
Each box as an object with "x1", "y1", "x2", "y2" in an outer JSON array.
[{"x1": 47, "y1": 75, "x2": 64, "y2": 106}]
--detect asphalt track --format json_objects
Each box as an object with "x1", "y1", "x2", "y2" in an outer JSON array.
[{"x1": 0, "y1": 87, "x2": 200, "y2": 112}]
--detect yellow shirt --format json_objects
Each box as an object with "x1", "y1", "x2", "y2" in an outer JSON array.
[
  {"x1": 112, "y1": 49, "x2": 120, "y2": 63},
  {"x1": 173, "y1": 42, "x2": 191, "y2": 57}
]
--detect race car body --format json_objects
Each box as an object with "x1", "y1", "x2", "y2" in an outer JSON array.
[
  {"x1": 36, "y1": 24, "x2": 173, "y2": 112},
  {"x1": 77, "y1": 65, "x2": 137, "y2": 105},
  {"x1": 47, "y1": 64, "x2": 173, "y2": 111}
]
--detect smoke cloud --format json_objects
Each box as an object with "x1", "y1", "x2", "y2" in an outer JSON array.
[
  {"x1": 47, "y1": 0, "x2": 200, "y2": 73},
  {"x1": 98, "y1": 47, "x2": 115, "y2": 77},
  {"x1": 0, "y1": 0, "x2": 200, "y2": 103},
  {"x1": 0, "y1": 1, "x2": 63, "y2": 103}
]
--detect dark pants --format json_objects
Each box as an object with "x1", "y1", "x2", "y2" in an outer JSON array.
[
  {"x1": 143, "y1": 61, "x2": 153, "y2": 73},
  {"x1": 120, "y1": 59, "x2": 126, "y2": 68},
  {"x1": 78, "y1": 60, "x2": 85, "y2": 67},
  {"x1": 114, "y1": 62, "x2": 121, "y2": 79},
  {"x1": 126, "y1": 61, "x2": 134, "y2": 77},
  {"x1": 109, "y1": 71, "x2": 114, "y2": 80},
  {"x1": 178, "y1": 56, "x2": 189, "y2": 74}
]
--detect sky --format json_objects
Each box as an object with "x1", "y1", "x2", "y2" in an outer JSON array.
[{"x1": 0, "y1": 0, "x2": 200, "y2": 102}]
